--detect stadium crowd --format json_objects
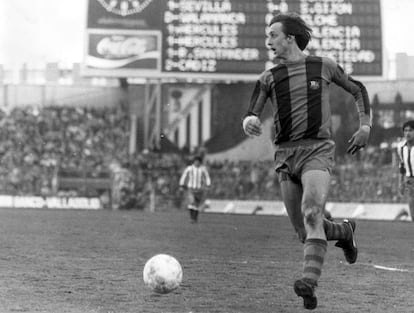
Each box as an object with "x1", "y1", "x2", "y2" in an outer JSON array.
[
  {"x1": 0, "y1": 105, "x2": 401, "y2": 208},
  {"x1": 0, "y1": 105, "x2": 130, "y2": 196}
]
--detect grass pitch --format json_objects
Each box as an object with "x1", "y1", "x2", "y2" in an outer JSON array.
[{"x1": 0, "y1": 208, "x2": 413, "y2": 313}]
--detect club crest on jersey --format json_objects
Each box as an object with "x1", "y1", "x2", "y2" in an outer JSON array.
[{"x1": 309, "y1": 80, "x2": 320, "y2": 90}]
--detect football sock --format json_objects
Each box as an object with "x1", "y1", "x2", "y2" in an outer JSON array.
[
  {"x1": 323, "y1": 219, "x2": 352, "y2": 241},
  {"x1": 302, "y1": 238, "x2": 327, "y2": 285}
]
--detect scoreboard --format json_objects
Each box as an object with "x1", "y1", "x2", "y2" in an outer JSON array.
[{"x1": 84, "y1": 0, "x2": 382, "y2": 79}]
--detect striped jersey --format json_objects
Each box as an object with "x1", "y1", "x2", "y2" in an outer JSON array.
[
  {"x1": 179, "y1": 164, "x2": 211, "y2": 189},
  {"x1": 246, "y1": 56, "x2": 371, "y2": 145},
  {"x1": 397, "y1": 141, "x2": 414, "y2": 177}
]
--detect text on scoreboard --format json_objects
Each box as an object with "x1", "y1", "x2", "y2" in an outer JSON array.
[{"x1": 85, "y1": 0, "x2": 382, "y2": 77}]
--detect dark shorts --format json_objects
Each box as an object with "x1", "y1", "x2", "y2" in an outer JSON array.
[
  {"x1": 187, "y1": 189, "x2": 206, "y2": 209},
  {"x1": 274, "y1": 139, "x2": 335, "y2": 183}
]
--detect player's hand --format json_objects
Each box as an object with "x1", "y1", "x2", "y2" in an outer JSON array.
[
  {"x1": 347, "y1": 125, "x2": 370, "y2": 155},
  {"x1": 242, "y1": 115, "x2": 262, "y2": 137}
]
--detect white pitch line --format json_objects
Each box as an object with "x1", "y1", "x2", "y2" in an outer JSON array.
[
  {"x1": 373, "y1": 264, "x2": 410, "y2": 272},
  {"x1": 356, "y1": 262, "x2": 414, "y2": 273},
  {"x1": 192, "y1": 259, "x2": 414, "y2": 273}
]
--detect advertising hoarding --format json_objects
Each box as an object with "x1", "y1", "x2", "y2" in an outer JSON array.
[{"x1": 85, "y1": 29, "x2": 161, "y2": 77}]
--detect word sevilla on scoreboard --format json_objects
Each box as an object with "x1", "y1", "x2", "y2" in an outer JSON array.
[{"x1": 83, "y1": 0, "x2": 383, "y2": 79}]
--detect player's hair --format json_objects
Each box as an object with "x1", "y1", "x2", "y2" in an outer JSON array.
[
  {"x1": 402, "y1": 120, "x2": 414, "y2": 131},
  {"x1": 268, "y1": 12, "x2": 312, "y2": 51},
  {"x1": 193, "y1": 155, "x2": 203, "y2": 163}
]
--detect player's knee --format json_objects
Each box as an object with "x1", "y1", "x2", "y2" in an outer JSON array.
[{"x1": 303, "y1": 207, "x2": 323, "y2": 228}]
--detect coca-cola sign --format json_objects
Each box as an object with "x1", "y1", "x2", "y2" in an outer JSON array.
[
  {"x1": 96, "y1": 36, "x2": 149, "y2": 58},
  {"x1": 85, "y1": 30, "x2": 161, "y2": 73}
]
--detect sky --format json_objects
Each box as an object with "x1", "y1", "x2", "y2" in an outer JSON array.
[{"x1": 1, "y1": 0, "x2": 413, "y2": 71}]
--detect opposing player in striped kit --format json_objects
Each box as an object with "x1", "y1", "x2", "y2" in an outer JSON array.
[
  {"x1": 179, "y1": 156, "x2": 211, "y2": 223},
  {"x1": 396, "y1": 120, "x2": 414, "y2": 221},
  {"x1": 242, "y1": 13, "x2": 371, "y2": 310}
]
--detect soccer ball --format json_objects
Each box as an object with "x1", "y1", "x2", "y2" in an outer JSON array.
[{"x1": 143, "y1": 254, "x2": 183, "y2": 294}]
